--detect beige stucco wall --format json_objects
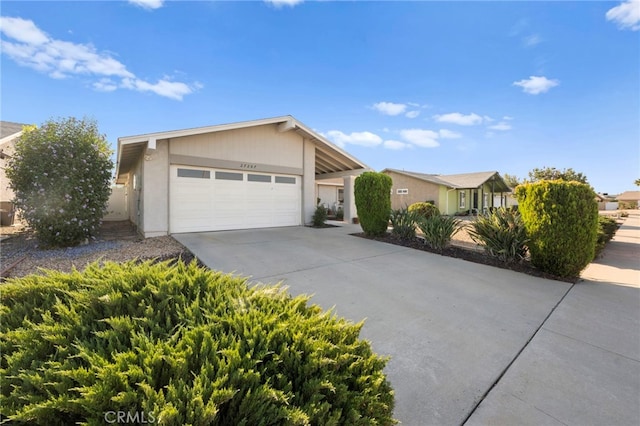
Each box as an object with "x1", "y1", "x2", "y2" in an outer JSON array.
[
  {"x1": 127, "y1": 154, "x2": 144, "y2": 232},
  {"x1": 104, "y1": 186, "x2": 128, "y2": 221},
  {"x1": 302, "y1": 139, "x2": 315, "y2": 225},
  {"x1": 0, "y1": 139, "x2": 17, "y2": 203},
  {"x1": 169, "y1": 124, "x2": 303, "y2": 169},
  {"x1": 385, "y1": 171, "x2": 441, "y2": 210},
  {"x1": 143, "y1": 139, "x2": 169, "y2": 237}
]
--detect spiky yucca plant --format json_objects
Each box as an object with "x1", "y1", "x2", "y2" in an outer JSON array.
[
  {"x1": 468, "y1": 207, "x2": 529, "y2": 263},
  {"x1": 417, "y1": 215, "x2": 461, "y2": 251},
  {"x1": 389, "y1": 207, "x2": 420, "y2": 240}
]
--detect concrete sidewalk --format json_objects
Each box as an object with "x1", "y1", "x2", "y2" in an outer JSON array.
[{"x1": 466, "y1": 213, "x2": 640, "y2": 425}]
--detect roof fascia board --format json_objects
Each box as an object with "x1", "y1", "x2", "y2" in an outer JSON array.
[
  {"x1": 316, "y1": 169, "x2": 369, "y2": 180},
  {"x1": 384, "y1": 168, "x2": 456, "y2": 188},
  {"x1": 118, "y1": 115, "x2": 293, "y2": 145},
  {"x1": 0, "y1": 131, "x2": 23, "y2": 146}
]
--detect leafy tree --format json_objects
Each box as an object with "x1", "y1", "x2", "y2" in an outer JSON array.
[
  {"x1": 6, "y1": 117, "x2": 113, "y2": 246},
  {"x1": 502, "y1": 173, "x2": 522, "y2": 188},
  {"x1": 635, "y1": 178, "x2": 640, "y2": 186},
  {"x1": 527, "y1": 167, "x2": 588, "y2": 184}
]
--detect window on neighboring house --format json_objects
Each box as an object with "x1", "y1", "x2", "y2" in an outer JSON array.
[
  {"x1": 459, "y1": 192, "x2": 466, "y2": 209},
  {"x1": 397, "y1": 189, "x2": 409, "y2": 195},
  {"x1": 483, "y1": 193, "x2": 489, "y2": 209}
]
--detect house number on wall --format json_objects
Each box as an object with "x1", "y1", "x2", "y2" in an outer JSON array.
[{"x1": 239, "y1": 163, "x2": 257, "y2": 169}]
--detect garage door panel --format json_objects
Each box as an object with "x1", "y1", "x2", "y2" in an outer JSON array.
[{"x1": 170, "y1": 166, "x2": 301, "y2": 233}]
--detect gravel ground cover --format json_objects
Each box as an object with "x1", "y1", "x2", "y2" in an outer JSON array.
[{"x1": 1, "y1": 222, "x2": 191, "y2": 280}]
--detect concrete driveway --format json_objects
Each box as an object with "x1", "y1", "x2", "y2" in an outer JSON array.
[{"x1": 174, "y1": 218, "x2": 639, "y2": 425}]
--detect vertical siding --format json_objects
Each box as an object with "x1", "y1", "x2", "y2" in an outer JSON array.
[{"x1": 169, "y1": 124, "x2": 303, "y2": 169}]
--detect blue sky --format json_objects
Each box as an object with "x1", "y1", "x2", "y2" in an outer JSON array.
[{"x1": 1, "y1": 0, "x2": 638, "y2": 194}]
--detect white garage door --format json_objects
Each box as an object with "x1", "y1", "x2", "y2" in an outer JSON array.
[{"x1": 169, "y1": 165, "x2": 301, "y2": 233}]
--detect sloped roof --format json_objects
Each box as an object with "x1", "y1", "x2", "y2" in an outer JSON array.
[
  {"x1": 383, "y1": 168, "x2": 511, "y2": 192},
  {"x1": 617, "y1": 191, "x2": 640, "y2": 201},
  {"x1": 116, "y1": 115, "x2": 370, "y2": 182},
  {"x1": 0, "y1": 121, "x2": 27, "y2": 141},
  {"x1": 382, "y1": 168, "x2": 453, "y2": 186}
]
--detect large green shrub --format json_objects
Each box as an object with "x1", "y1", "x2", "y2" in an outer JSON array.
[
  {"x1": 0, "y1": 261, "x2": 395, "y2": 425},
  {"x1": 596, "y1": 215, "x2": 618, "y2": 254},
  {"x1": 468, "y1": 207, "x2": 529, "y2": 263},
  {"x1": 408, "y1": 202, "x2": 440, "y2": 219},
  {"x1": 389, "y1": 207, "x2": 420, "y2": 240},
  {"x1": 354, "y1": 172, "x2": 392, "y2": 237},
  {"x1": 515, "y1": 180, "x2": 598, "y2": 277},
  {"x1": 5, "y1": 117, "x2": 113, "y2": 247},
  {"x1": 417, "y1": 215, "x2": 461, "y2": 251}
]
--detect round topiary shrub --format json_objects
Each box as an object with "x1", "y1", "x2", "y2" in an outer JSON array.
[
  {"x1": 0, "y1": 260, "x2": 395, "y2": 425},
  {"x1": 5, "y1": 117, "x2": 113, "y2": 247},
  {"x1": 354, "y1": 171, "x2": 392, "y2": 237},
  {"x1": 408, "y1": 202, "x2": 440, "y2": 219},
  {"x1": 515, "y1": 180, "x2": 598, "y2": 277}
]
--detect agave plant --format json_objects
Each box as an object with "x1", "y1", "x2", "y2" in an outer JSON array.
[
  {"x1": 389, "y1": 207, "x2": 420, "y2": 240},
  {"x1": 468, "y1": 207, "x2": 529, "y2": 263},
  {"x1": 417, "y1": 215, "x2": 461, "y2": 251}
]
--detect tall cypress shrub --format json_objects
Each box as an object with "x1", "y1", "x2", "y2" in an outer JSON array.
[
  {"x1": 354, "y1": 172, "x2": 392, "y2": 237},
  {"x1": 515, "y1": 180, "x2": 598, "y2": 277}
]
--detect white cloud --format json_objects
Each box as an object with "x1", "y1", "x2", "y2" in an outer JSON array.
[
  {"x1": 372, "y1": 101, "x2": 407, "y2": 116},
  {"x1": 0, "y1": 16, "x2": 48, "y2": 44},
  {"x1": 265, "y1": 0, "x2": 304, "y2": 8},
  {"x1": 405, "y1": 110, "x2": 420, "y2": 119},
  {"x1": 503, "y1": 115, "x2": 514, "y2": 120},
  {"x1": 93, "y1": 78, "x2": 118, "y2": 92},
  {"x1": 399, "y1": 129, "x2": 440, "y2": 148},
  {"x1": 121, "y1": 77, "x2": 195, "y2": 101},
  {"x1": 488, "y1": 122, "x2": 512, "y2": 131},
  {"x1": 438, "y1": 129, "x2": 462, "y2": 139},
  {"x1": 0, "y1": 16, "x2": 198, "y2": 100},
  {"x1": 606, "y1": 0, "x2": 640, "y2": 31},
  {"x1": 433, "y1": 112, "x2": 483, "y2": 126},
  {"x1": 383, "y1": 140, "x2": 412, "y2": 150},
  {"x1": 513, "y1": 75, "x2": 559, "y2": 94},
  {"x1": 523, "y1": 34, "x2": 542, "y2": 47},
  {"x1": 129, "y1": 0, "x2": 164, "y2": 10},
  {"x1": 324, "y1": 130, "x2": 382, "y2": 148},
  {"x1": 483, "y1": 115, "x2": 495, "y2": 123}
]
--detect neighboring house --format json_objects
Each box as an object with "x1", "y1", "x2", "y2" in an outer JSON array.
[
  {"x1": 0, "y1": 121, "x2": 28, "y2": 225},
  {"x1": 114, "y1": 116, "x2": 369, "y2": 237},
  {"x1": 382, "y1": 168, "x2": 512, "y2": 214},
  {"x1": 595, "y1": 193, "x2": 618, "y2": 211},
  {"x1": 616, "y1": 191, "x2": 640, "y2": 209}
]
